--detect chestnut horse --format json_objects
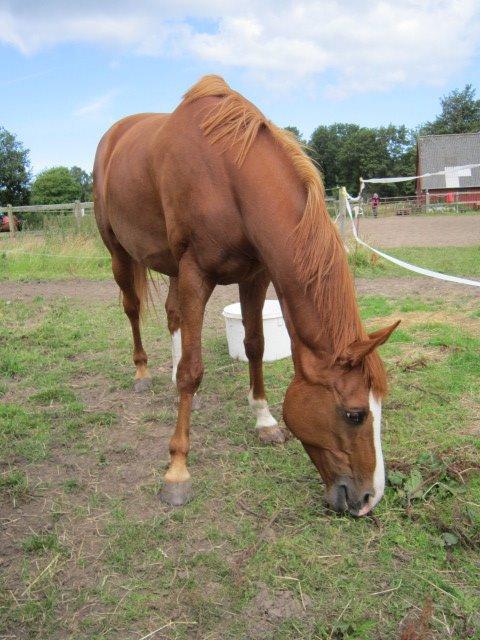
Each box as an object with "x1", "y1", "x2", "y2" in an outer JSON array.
[{"x1": 94, "y1": 76, "x2": 398, "y2": 515}]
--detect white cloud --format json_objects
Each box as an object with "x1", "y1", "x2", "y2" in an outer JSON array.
[
  {"x1": 189, "y1": 16, "x2": 329, "y2": 75},
  {"x1": 73, "y1": 90, "x2": 118, "y2": 116},
  {"x1": 0, "y1": 68, "x2": 53, "y2": 88},
  {"x1": 1, "y1": 1, "x2": 479, "y2": 97}
]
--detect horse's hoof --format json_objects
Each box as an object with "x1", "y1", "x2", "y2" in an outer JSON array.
[
  {"x1": 160, "y1": 480, "x2": 192, "y2": 506},
  {"x1": 257, "y1": 425, "x2": 291, "y2": 444},
  {"x1": 134, "y1": 378, "x2": 152, "y2": 393},
  {"x1": 192, "y1": 394, "x2": 202, "y2": 411}
]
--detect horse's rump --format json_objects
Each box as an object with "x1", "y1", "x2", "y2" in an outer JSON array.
[{"x1": 94, "y1": 112, "x2": 181, "y2": 274}]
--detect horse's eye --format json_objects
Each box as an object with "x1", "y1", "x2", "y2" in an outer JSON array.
[{"x1": 344, "y1": 410, "x2": 366, "y2": 425}]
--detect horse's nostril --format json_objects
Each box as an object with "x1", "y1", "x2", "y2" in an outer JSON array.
[{"x1": 362, "y1": 492, "x2": 371, "y2": 505}]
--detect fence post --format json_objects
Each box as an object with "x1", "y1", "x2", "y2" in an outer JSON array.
[
  {"x1": 73, "y1": 200, "x2": 81, "y2": 228},
  {"x1": 425, "y1": 190, "x2": 430, "y2": 213},
  {"x1": 6, "y1": 204, "x2": 15, "y2": 236},
  {"x1": 338, "y1": 186, "x2": 347, "y2": 242}
]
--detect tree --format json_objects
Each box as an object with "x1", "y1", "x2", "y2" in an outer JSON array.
[
  {"x1": 31, "y1": 167, "x2": 82, "y2": 205},
  {"x1": 308, "y1": 123, "x2": 355, "y2": 188},
  {"x1": 0, "y1": 127, "x2": 31, "y2": 206},
  {"x1": 422, "y1": 84, "x2": 480, "y2": 134},
  {"x1": 376, "y1": 125, "x2": 416, "y2": 195},
  {"x1": 337, "y1": 127, "x2": 390, "y2": 193},
  {"x1": 308, "y1": 123, "x2": 415, "y2": 195},
  {"x1": 284, "y1": 126, "x2": 306, "y2": 145},
  {"x1": 69, "y1": 166, "x2": 93, "y2": 201}
]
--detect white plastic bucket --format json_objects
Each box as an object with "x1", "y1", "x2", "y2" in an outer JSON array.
[{"x1": 222, "y1": 299, "x2": 291, "y2": 362}]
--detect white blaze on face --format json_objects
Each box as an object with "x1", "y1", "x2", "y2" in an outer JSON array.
[
  {"x1": 248, "y1": 389, "x2": 278, "y2": 429},
  {"x1": 171, "y1": 329, "x2": 181, "y2": 383},
  {"x1": 357, "y1": 391, "x2": 385, "y2": 516}
]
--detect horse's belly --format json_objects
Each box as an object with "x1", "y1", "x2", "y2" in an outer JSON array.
[
  {"x1": 144, "y1": 249, "x2": 178, "y2": 276},
  {"x1": 192, "y1": 241, "x2": 262, "y2": 284},
  {"x1": 110, "y1": 214, "x2": 178, "y2": 276}
]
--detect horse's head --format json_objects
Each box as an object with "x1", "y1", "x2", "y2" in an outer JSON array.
[{"x1": 283, "y1": 321, "x2": 399, "y2": 517}]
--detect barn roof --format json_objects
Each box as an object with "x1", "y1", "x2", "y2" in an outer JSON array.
[{"x1": 417, "y1": 132, "x2": 480, "y2": 190}]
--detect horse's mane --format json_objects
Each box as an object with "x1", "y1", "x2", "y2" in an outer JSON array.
[{"x1": 183, "y1": 75, "x2": 387, "y2": 395}]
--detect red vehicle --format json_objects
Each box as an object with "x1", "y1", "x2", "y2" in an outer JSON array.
[{"x1": 0, "y1": 214, "x2": 22, "y2": 232}]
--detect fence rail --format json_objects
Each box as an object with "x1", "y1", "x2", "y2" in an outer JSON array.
[
  {"x1": 0, "y1": 201, "x2": 94, "y2": 234},
  {"x1": 0, "y1": 201, "x2": 94, "y2": 214},
  {"x1": 1, "y1": 186, "x2": 479, "y2": 237},
  {"x1": 3, "y1": 191, "x2": 480, "y2": 215}
]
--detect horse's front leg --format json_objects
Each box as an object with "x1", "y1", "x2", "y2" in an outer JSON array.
[
  {"x1": 160, "y1": 254, "x2": 214, "y2": 506},
  {"x1": 239, "y1": 274, "x2": 288, "y2": 444}
]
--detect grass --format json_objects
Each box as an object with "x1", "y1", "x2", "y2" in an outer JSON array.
[
  {"x1": 0, "y1": 289, "x2": 479, "y2": 639},
  {"x1": 22, "y1": 533, "x2": 63, "y2": 554},
  {"x1": 0, "y1": 215, "x2": 111, "y2": 280},
  {"x1": 349, "y1": 244, "x2": 480, "y2": 279}
]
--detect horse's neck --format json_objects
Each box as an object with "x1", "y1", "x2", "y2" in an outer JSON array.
[
  {"x1": 237, "y1": 153, "x2": 360, "y2": 358},
  {"x1": 275, "y1": 278, "x2": 336, "y2": 360},
  {"x1": 246, "y1": 213, "x2": 348, "y2": 355}
]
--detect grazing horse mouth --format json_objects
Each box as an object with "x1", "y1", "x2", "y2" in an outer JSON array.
[{"x1": 326, "y1": 483, "x2": 374, "y2": 517}]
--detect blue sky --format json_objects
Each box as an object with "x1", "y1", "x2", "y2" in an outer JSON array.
[{"x1": 1, "y1": 1, "x2": 479, "y2": 175}]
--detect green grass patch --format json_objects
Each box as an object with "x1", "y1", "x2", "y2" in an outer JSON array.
[
  {"x1": 350, "y1": 245, "x2": 480, "y2": 279},
  {"x1": 29, "y1": 387, "x2": 78, "y2": 405},
  {"x1": 0, "y1": 217, "x2": 110, "y2": 280},
  {"x1": 22, "y1": 533, "x2": 63, "y2": 554},
  {"x1": 0, "y1": 470, "x2": 29, "y2": 499},
  {"x1": 0, "y1": 404, "x2": 52, "y2": 462}
]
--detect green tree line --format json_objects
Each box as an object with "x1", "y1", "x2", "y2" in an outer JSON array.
[
  {"x1": 292, "y1": 84, "x2": 480, "y2": 196},
  {"x1": 31, "y1": 166, "x2": 93, "y2": 205},
  {"x1": 1, "y1": 84, "x2": 479, "y2": 207},
  {"x1": 0, "y1": 127, "x2": 93, "y2": 207}
]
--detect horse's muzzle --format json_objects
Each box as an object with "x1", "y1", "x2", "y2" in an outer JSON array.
[{"x1": 325, "y1": 478, "x2": 374, "y2": 517}]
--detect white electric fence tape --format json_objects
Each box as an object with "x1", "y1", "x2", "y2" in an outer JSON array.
[
  {"x1": 344, "y1": 196, "x2": 480, "y2": 287},
  {"x1": 0, "y1": 248, "x2": 108, "y2": 260},
  {"x1": 359, "y1": 164, "x2": 480, "y2": 194}
]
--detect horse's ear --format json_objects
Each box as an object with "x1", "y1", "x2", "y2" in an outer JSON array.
[{"x1": 343, "y1": 321, "x2": 400, "y2": 367}]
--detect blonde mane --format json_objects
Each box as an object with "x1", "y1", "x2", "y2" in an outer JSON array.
[{"x1": 183, "y1": 75, "x2": 386, "y2": 395}]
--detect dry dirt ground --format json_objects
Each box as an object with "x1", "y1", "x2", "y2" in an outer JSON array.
[
  {"x1": 350, "y1": 214, "x2": 480, "y2": 247},
  {"x1": 0, "y1": 275, "x2": 479, "y2": 309}
]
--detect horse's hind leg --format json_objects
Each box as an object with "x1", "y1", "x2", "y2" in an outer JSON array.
[
  {"x1": 165, "y1": 277, "x2": 181, "y2": 383},
  {"x1": 239, "y1": 273, "x2": 288, "y2": 444},
  {"x1": 165, "y1": 276, "x2": 201, "y2": 410},
  {"x1": 111, "y1": 251, "x2": 152, "y2": 393}
]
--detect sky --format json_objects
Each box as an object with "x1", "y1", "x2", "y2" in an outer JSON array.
[{"x1": 1, "y1": 0, "x2": 480, "y2": 175}]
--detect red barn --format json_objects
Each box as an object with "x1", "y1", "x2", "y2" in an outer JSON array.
[{"x1": 416, "y1": 132, "x2": 480, "y2": 206}]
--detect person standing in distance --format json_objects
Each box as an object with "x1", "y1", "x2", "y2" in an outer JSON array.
[{"x1": 371, "y1": 193, "x2": 380, "y2": 218}]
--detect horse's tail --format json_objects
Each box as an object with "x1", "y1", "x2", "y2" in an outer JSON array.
[{"x1": 132, "y1": 261, "x2": 151, "y2": 320}]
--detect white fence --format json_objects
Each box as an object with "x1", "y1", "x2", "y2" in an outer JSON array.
[
  {"x1": 360, "y1": 190, "x2": 480, "y2": 216},
  {"x1": 0, "y1": 201, "x2": 94, "y2": 233}
]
